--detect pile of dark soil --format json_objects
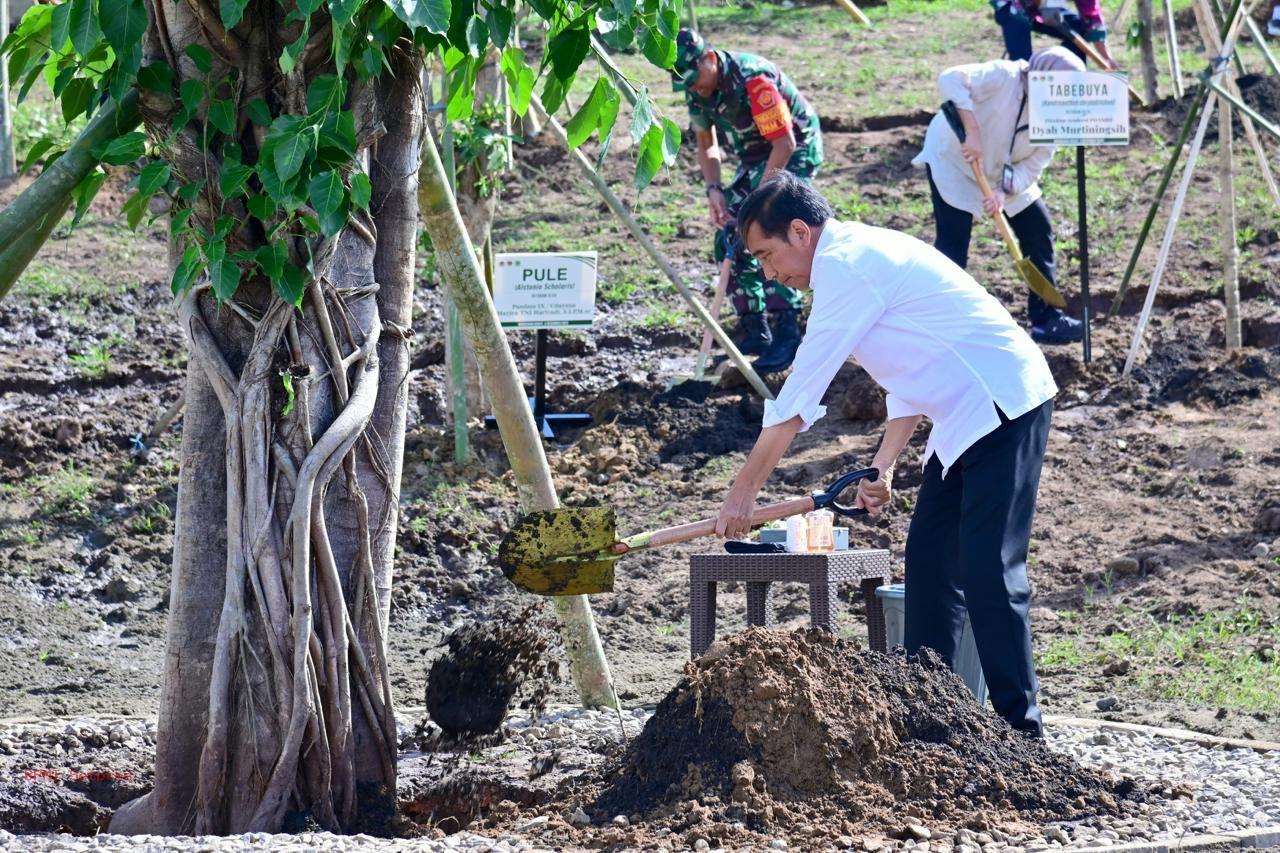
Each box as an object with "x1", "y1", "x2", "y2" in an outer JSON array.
[
  {"x1": 594, "y1": 629, "x2": 1142, "y2": 844},
  {"x1": 1134, "y1": 339, "x2": 1280, "y2": 407},
  {"x1": 424, "y1": 606, "x2": 562, "y2": 737}
]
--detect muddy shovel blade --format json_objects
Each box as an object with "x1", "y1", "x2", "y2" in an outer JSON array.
[
  {"x1": 497, "y1": 507, "x2": 620, "y2": 596},
  {"x1": 1016, "y1": 258, "x2": 1067, "y2": 309}
]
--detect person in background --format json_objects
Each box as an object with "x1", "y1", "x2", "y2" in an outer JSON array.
[
  {"x1": 993, "y1": 0, "x2": 1116, "y2": 65},
  {"x1": 715, "y1": 173, "x2": 1057, "y2": 737},
  {"x1": 911, "y1": 47, "x2": 1087, "y2": 345},
  {"x1": 1269, "y1": 0, "x2": 1280, "y2": 36},
  {"x1": 671, "y1": 29, "x2": 823, "y2": 374}
]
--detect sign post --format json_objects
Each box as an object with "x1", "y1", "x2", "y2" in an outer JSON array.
[
  {"x1": 485, "y1": 252, "x2": 597, "y2": 439},
  {"x1": 1029, "y1": 69, "x2": 1130, "y2": 364}
]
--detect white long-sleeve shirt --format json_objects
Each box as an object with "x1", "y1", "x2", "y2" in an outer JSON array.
[
  {"x1": 911, "y1": 59, "x2": 1054, "y2": 218},
  {"x1": 762, "y1": 219, "x2": 1057, "y2": 471}
]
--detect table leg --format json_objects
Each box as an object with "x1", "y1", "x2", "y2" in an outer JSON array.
[
  {"x1": 745, "y1": 581, "x2": 774, "y2": 628},
  {"x1": 809, "y1": 581, "x2": 838, "y2": 633},
  {"x1": 862, "y1": 577, "x2": 888, "y2": 652},
  {"x1": 690, "y1": 579, "x2": 718, "y2": 658}
]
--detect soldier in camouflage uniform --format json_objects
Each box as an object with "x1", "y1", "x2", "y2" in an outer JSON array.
[{"x1": 672, "y1": 29, "x2": 823, "y2": 373}]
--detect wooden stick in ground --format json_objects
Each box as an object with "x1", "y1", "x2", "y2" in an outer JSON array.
[
  {"x1": 1122, "y1": 95, "x2": 1218, "y2": 375},
  {"x1": 0, "y1": 0, "x2": 13, "y2": 177},
  {"x1": 1220, "y1": 91, "x2": 1242, "y2": 350},
  {"x1": 1069, "y1": 32, "x2": 1148, "y2": 105},
  {"x1": 834, "y1": 0, "x2": 871, "y2": 26},
  {"x1": 531, "y1": 97, "x2": 776, "y2": 400},
  {"x1": 694, "y1": 258, "x2": 732, "y2": 381},
  {"x1": 1137, "y1": 0, "x2": 1162, "y2": 103},
  {"x1": 1114, "y1": 0, "x2": 1135, "y2": 31},
  {"x1": 1245, "y1": 17, "x2": 1280, "y2": 77},
  {"x1": 1162, "y1": 0, "x2": 1187, "y2": 97}
]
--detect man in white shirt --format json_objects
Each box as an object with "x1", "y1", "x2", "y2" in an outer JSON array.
[{"x1": 714, "y1": 173, "x2": 1057, "y2": 737}]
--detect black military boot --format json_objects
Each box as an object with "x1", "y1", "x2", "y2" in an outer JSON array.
[
  {"x1": 734, "y1": 312, "x2": 772, "y2": 356},
  {"x1": 753, "y1": 309, "x2": 802, "y2": 373}
]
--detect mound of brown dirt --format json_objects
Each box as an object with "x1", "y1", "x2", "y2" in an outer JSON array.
[{"x1": 596, "y1": 628, "x2": 1142, "y2": 840}]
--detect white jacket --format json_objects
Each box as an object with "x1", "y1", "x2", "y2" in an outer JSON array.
[{"x1": 911, "y1": 59, "x2": 1055, "y2": 218}]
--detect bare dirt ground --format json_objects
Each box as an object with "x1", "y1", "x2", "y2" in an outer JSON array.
[{"x1": 0, "y1": 0, "x2": 1279, "y2": 841}]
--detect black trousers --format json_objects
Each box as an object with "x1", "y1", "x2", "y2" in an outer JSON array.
[
  {"x1": 903, "y1": 400, "x2": 1053, "y2": 736},
  {"x1": 927, "y1": 166, "x2": 1058, "y2": 326}
]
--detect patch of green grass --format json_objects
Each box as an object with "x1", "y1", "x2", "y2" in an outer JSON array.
[
  {"x1": 11, "y1": 91, "x2": 88, "y2": 167},
  {"x1": 40, "y1": 464, "x2": 96, "y2": 511},
  {"x1": 641, "y1": 302, "x2": 685, "y2": 328},
  {"x1": 16, "y1": 262, "x2": 104, "y2": 302},
  {"x1": 69, "y1": 343, "x2": 114, "y2": 379},
  {"x1": 128, "y1": 500, "x2": 172, "y2": 535},
  {"x1": 1037, "y1": 637, "x2": 1087, "y2": 668},
  {"x1": 600, "y1": 277, "x2": 640, "y2": 306}
]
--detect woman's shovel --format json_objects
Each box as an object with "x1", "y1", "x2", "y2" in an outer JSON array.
[{"x1": 497, "y1": 467, "x2": 880, "y2": 595}]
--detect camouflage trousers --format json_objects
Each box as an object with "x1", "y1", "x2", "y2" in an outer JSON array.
[{"x1": 713, "y1": 137, "x2": 823, "y2": 315}]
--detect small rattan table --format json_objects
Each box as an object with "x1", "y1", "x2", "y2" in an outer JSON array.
[{"x1": 688, "y1": 550, "x2": 893, "y2": 658}]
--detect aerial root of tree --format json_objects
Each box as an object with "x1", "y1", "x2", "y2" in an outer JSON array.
[{"x1": 179, "y1": 272, "x2": 398, "y2": 833}]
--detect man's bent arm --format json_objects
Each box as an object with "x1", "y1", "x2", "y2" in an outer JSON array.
[
  {"x1": 872, "y1": 415, "x2": 923, "y2": 476},
  {"x1": 696, "y1": 128, "x2": 724, "y2": 186},
  {"x1": 716, "y1": 415, "x2": 805, "y2": 538}
]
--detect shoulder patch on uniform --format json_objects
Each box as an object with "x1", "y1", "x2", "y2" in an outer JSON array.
[{"x1": 746, "y1": 76, "x2": 793, "y2": 141}]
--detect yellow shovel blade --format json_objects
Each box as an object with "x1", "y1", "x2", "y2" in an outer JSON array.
[
  {"x1": 497, "y1": 507, "x2": 620, "y2": 596},
  {"x1": 1016, "y1": 258, "x2": 1067, "y2": 309}
]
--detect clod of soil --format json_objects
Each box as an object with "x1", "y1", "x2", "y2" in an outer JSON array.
[
  {"x1": 0, "y1": 780, "x2": 110, "y2": 835},
  {"x1": 597, "y1": 629, "x2": 1143, "y2": 838},
  {"x1": 425, "y1": 607, "x2": 561, "y2": 737}
]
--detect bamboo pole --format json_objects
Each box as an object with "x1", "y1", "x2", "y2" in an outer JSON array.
[
  {"x1": 417, "y1": 127, "x2": 619, "y2": 710},
  {"x1": 1245, "y1": 18, "x2": 1280, "y2": 77},
  {"x1": 1160, "y1": 0, "x2": 1184, "y2": 99},
  {"x1": 1139, "y1": 0, "x2": 1163, "y2": 103},
  {"x1": 1122, "y1": 97, "x2": 1218, "y2": 375},
  {"x1": 687, "y1": 0, "x2": 698, "y2": 31},
  {"x1": 531, "y1": 97, "x2": 776, "y2": 401},
  {"x1": 1, "y1": 0, "x2": 14, "y2": 177},
  {"x1": 1114, "y1": 0, "x2": 1135, "y2": 31},
  {"x1": 1219, "y1": 93, "x2": 1242, "y2": 350},
  {"x1": 834, "y1": 0, "x2": 871, "y2": 26},
  {"x1": 0, "y1": 90, "x2": 142, "y2": 299}
]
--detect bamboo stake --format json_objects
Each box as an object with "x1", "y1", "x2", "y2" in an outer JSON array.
[
  {"x1": 1122, "y1": 97, "x2": 1218, "y2": 375},
  {"x1": 531, "y1": 97, "x2": 776, "y2": 401},
  {"x1": 418, "y1": 127, "x2": 619, "y2": 710},
  {"x1": 1245, "y1": 18, "x2": 1280, "y2": 77},
  {"x1": 1220, "y1": 93, "x2": 1242, "y2": 350},
  {"x1": 694, "y1": 258, "x2": 731, "y2": 381},
  {"x1": 1139, "y1": 0, "x2": 1163, "y2": 103},
  {"x1": 0, "y1": 0, "x2": 14, "y2": 177},
  {"x1": 834, "y1": 0, "x2": 871, "y2": 26},
  {"x1": 1114, "y1": 0, "x2": 1135, "y2": 31},
  {"x1": 687, "y1": 0, "x2": 698, "y2": 31},
  {"x1": 1161, "y1": 0, "x2": 1184, "y2": 99},
  {"x1": 0, "y1": 90, "x2": 142, "y2": 299}
]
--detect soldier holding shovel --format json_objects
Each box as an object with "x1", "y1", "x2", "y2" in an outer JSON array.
[{"x1": 715, "y1": 173, "x2": 1057, "y2": 737}]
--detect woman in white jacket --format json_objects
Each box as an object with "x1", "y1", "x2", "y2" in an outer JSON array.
[{"x1": 913, "y1": 47, "x2": 1085, "y2": 344}]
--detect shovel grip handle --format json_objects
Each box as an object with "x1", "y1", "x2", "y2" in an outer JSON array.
[{"x1": 617, "y1": 496, "x2": 817, "y2": 553}]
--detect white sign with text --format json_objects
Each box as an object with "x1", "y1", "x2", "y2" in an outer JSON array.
[
  {"x1": 1029, "y1": 70, "x2": 1130, "y2": 146},
  {"x1": 493, "y1": 252, "x2": 597, "y2": 330}
]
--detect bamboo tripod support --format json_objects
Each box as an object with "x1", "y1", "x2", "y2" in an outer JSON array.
[{"x1": 1120, "y1": 0, "x2": 1257, "y2": 375}]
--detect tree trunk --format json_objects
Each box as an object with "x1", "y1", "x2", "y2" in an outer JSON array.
[
  {"x1": 1138, "y1": 0, "x2": 1161, "y2": 104},
  {"x1": 418, "y1": 127, "x2": 619, "y2": 710},
  {"x1": 110, "y1": 3, "x2": 419, "y2": 835}
]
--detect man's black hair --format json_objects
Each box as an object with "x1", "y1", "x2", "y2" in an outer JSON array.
[{"x1": 735, "y1": 172, "x2": 833, "y2": 244}]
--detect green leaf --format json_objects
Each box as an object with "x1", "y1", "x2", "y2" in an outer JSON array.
[
  {"x1": 137, "y1": 160, "x2": 172, "y2": 196},
  {"x1": 19, "y1": 139, "x2": 56, "y2": 176},
  {"x1": 273, "y1": 124, "x2": 315, "y2": 182},
  {"x1": 175, "y1": 180, "x2": 204, "y2": 203},
  {"x1": 219, "y1": 161, "x2": 253, "y2": 199},
  {"x1": 50, "y1": 2, "x2": 72, "y2": 52},
  {"x1": 306, "y1": 74, "x2": 344, "y2": 114},
  {"x1": 96, "y1": 131, "x2": 147, "y2": 165},
  {"x1": 464, "y1": 15, "x2": 487, "y2": 56},
  {"x1": 255, "y1": 242, "x2": 286, "y2": 280},
  {"x1": 101, "y1": 0, "x2": 148, "y2": 56},
  {"x1": 245, "y1": 98, "x2": 273, "y2": 126},
  {"x1": 70, "y1": 167, "x2": 107, "y2": 228},
  {"x1": 634, "y1": 124, "x2": 664, "y2": 192},
  {"x1": 68, "y1": 0, "x2": 101, "y2": 58},
  {"x1": 171, "y1": 206, "x2": 194, "y2": 235},
  {"x1": 612, "y1": 0, "x2": 635, "y2": 17},
  {"x1": 307, "y1": 170, "x2": 348, "y2": 237},
  {"x1": 487, "y1": 5, "x2": 512, "y2": 48},
  {"x1": 209, "y1": 98, "x2": 236, "y2": 136},
  {"x1": 205, "y1": 241, "x2": 241, "y2": 301},
  {"x1": 280, "y1": 22, "x2": 310, "y2": 75},
  {"x1": 595, "y1": 84, "x2": 622, "y2": 168},
  {"x1": 220, "y1": 0, "x2": 250, "y2": 29},
  {"x1": 60, "y1": 78, "x2": 95, "y2": 123},
  {"x1": 330, "y1": 0, "x2": 361, "y2": 26},
  {"x1": 137, "y1": 62, "x2": 173, "y2": 94},
  {"x1": 639, "y1": 27, "x2": 675, "y2": 69},
  {"x1": 629, "y1": 84, "x2": 654, "y2": 144},
  {"x1": 548, "y1": 22, "x2": 591, "y2": 82},
  {"x1": 275, "y1": 262, "x2": 306, "y2": 307},
  {"x1": 179, "y1": 78, "x2": 206, "y2": 113},
  {"x1": 122, "y1": 191, "x2": 149, "y2": 230},
  {"x1": 385, "y1": 0, "x2": 451, "y2": 34},
  {"x1": 350, "y1": 172, "x2": 372, "y2": 210},
  {"x1": 184, "y1": 44, "x2": 213, "y2": 75},
  {"x1": 656, "y1": 7, "x2": 679, "y2": 40},
  {"x1": 564, "y1": 78, "x2": 609, "y2": 149},
  {"x1": 446, "y1": 56, "x2": 479, "y2": 121},
  {"x1": 247, "y1": 194, "x2": 277, "y2": 222},
  {"x1": 661, "y1": 117, "x2": 681, "y2": 166},
  {"x1": 541, "y1": 72, "x2": 574, "y2": 117},
  {"x1": 171, "y1": 246, "x2": 204, "y2": 295},
  {"x1": 280, "y1": 372, "x2": 296, "y2": 416},
  {"x1": 500, "y1": 48, "x2": 535, "y2": 116}
]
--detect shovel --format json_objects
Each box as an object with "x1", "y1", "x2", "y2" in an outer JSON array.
[
  {"x1": 940, "y1": 101, "x2": 1067, "y2": 310},
  {"x1": 498, "y1": 467, "x2": 880, "y2": 595}
]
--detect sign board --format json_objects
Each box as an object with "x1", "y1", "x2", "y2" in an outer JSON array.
[
  {"x1": 1028, "y1": 70, "x2": 1129, "y2": 146},
  {"x1": 493, "y1": 252, "x2": 597, "y2": 330}
]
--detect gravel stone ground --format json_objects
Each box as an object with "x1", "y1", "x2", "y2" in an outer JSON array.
[{"x1": 0, "y1": 708, "x2": 1277, "y2": 852}]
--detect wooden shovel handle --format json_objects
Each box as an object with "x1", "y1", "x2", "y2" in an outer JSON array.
[
  {"x1": 615, "y1": 496, "x2": 817, "y2": 554},
  {"x1": 699, "y1": 258, "x2": 733, "y2": 356},
  {"x1": 1067, "y1": 32, "x2": 1146, "y2": 105},
  {"x1": 969, "y1": 161, "x2": 1024, "y2": 260}
]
